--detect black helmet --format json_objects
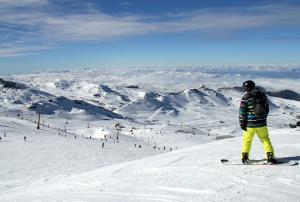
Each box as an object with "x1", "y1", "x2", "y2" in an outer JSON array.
[{"x1": 242, "y1": 80, "x2": 255, "y2": 92}]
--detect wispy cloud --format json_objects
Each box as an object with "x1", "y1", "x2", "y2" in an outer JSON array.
[
  {"x1": 158, "y1": 5, "x2": 300, "y2": 33},
  {"x1": 42, "y1": 14, "x2": 157, "y2": 41},
  {"x1": 0, "y1": 46, "x2": 51, "y2": 57},
  {"x1": 1, "y1": 1, "x2": 300, "y2": 57},
  {"x1": 121, "y1": 2, "x2": 133, "y2": 6},
  {"x1": 0, "y1": 0, "x2": 48, "y2": 8},
  {"x1": 263, "y1": 36, "x2": 300, "y2": 41}
]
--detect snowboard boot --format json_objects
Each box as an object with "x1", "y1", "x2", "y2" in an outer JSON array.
[
  {"x1": 267, "y1": 152, "x2": 277, "y2": 164},
  {"x1": 242, "y1": 152, "x2": 249, "y2": 164}
]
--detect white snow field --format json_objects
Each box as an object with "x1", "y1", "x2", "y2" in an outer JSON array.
[{"x1": 0, "y1": 66, "x2": 300, "y2": 201}]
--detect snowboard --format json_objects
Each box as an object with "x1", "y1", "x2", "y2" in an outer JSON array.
[{"x1": 221, "y1": 159, "x2": 298, "y2": 166}]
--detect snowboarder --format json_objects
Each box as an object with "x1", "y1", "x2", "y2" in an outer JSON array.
[
  {"x1": 239, "y1": 80, "x2": 276, "y2": 164},
  {"x1": 24, "y1": 136, "x2": 27, "y2": 142}
]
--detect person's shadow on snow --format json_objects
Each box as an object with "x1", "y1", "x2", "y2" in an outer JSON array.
[{"x1": 277, "y1": 156, "x2": 300, "y2": 165}]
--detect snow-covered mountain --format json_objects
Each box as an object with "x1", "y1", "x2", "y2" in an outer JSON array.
[{"x1": 0, "y1": 66, "x2": 299, "y2": 202}]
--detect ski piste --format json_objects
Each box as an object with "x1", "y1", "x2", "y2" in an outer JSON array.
[{"x1": 221, "y1": 159, "x2": 298, "y2": 166}]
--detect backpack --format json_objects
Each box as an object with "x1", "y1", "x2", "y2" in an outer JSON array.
[{"x1": 252, "y1": 93, "x2": 268, "y2": 117}]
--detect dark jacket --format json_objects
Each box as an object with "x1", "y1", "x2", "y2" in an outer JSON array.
[{"x1": 239, "y1": 90, "x2": 269, "y2": 128}]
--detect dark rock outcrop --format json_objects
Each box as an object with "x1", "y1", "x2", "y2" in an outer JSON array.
[
  {"x1": 0, "y1": 78, "x2": 26, "y2": 89},
  {"x1": 266, "y1": 90, "x2": 300, "y2": 102}
]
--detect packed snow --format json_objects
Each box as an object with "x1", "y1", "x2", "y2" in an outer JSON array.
[{"x1": 0, "y1": 66, "x2": 300, "y2": 201}]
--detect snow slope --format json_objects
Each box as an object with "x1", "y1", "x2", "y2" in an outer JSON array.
[
  {"x1": 0, "y1": 117, "x2": 162, "y2": 196},
  {"x1": 1, "y1": 127, "x2": 299, "y2": 202},
  {"x1": 0, "y1": 66, "x2": 300, "y2": 201}
]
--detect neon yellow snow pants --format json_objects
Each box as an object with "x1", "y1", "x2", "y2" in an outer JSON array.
[{"x1": 241, "y1": 126, "x2": 274, "y2": 157}]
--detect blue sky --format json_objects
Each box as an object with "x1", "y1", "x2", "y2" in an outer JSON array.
[{"x1": 1, "y1": 0, "x2": 300, "y2": 75}]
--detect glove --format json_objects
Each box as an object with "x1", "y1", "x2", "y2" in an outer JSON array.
[{"x1": 241, "y1": 125, "x2": 247, "y2": 131}]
